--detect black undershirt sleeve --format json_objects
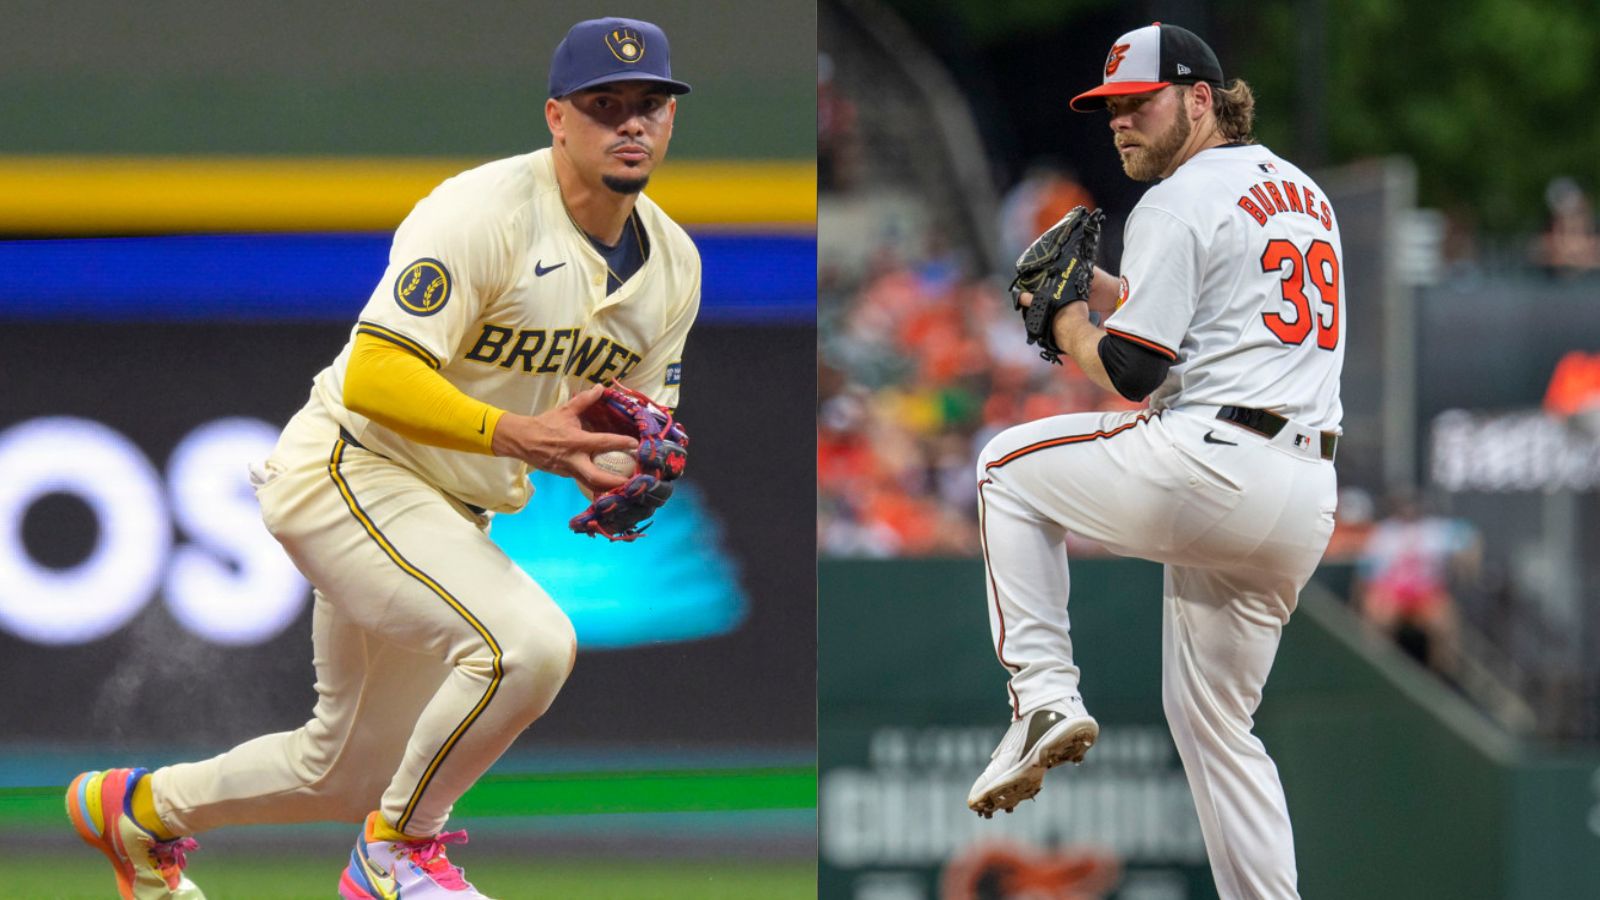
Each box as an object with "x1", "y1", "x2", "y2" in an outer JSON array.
[{"x1": 1097, "y1": 332, "x2": 1173, "y2": 402}]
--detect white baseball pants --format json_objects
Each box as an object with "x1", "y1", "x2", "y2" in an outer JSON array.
[
  {"x1": 152, "y1": 399, "x2": 576, "y2": 838},
  {"x1": 976, "y1": 406, "x2": 1336, "y2": 900}
]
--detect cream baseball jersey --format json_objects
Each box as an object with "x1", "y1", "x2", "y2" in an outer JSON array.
[
  {"x1": 311, "y1": 148, "x2": 701, "y2": 512},
  {"x1": 1103, "y1": 144, "x2": 1344, "y2": 430}
]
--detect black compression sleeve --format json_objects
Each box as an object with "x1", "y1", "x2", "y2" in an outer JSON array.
[{"x1": 1097, "y1": 333, "x2": 1173, "y2": 402}]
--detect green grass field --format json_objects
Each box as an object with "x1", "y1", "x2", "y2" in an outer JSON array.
[
  {"x1": 21, "y1": 854, "x2": 815, "y2": 899},
  {"x1": 8, "y1": 761, "x2": 816, "y2": 898}
]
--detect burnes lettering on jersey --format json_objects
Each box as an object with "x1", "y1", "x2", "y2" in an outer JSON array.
[
  {"x1": 1235, "y1": 179, "x2": 1332, "y2": 231},
  {"x1": 464, "y1": 323, "x2": 642, "y2": 384}
]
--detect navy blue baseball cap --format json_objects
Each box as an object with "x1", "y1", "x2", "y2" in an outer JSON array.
[{"x1": 548, "y1": 17, "x2": 692, "y2": 98}]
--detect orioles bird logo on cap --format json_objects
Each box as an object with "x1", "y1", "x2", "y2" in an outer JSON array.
[
  {"x1": 1104, "y1": 42, "x2": 1130, "y2": 77},
  {"x1": 605, "y1": 28, "x2": 645, "y2": 63}
]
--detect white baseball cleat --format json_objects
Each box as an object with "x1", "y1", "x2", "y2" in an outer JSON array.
[
  {"x1": 338, "y1": 812, "x2": 494, "y2": 899},
  {"x1": 967, "y1": 697, "x2": 1099, "y2": 818}
]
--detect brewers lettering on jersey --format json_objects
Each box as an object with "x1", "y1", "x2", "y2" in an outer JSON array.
[
  {"x1": 967, "y1": 23, "x2": 1340, "y2": 900},
  {"x1": 66, "y1": 18, "x2": 700, "y2": 900}
]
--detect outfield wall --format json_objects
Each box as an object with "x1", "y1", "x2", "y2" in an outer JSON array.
[
  {"x1": 819, "y1": 559, "x2": 1600, "y2": 900},
  {"x1": 0, "y1": 1, "x2": 815, "y2": 160}
]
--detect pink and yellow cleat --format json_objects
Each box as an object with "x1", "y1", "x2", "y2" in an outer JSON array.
[
  {"x1": 66, "y1": 768, "x2": 204, "y2": 900},
  {"x1": 339, "y1": 811, "x2": 493, "y2": 899}
]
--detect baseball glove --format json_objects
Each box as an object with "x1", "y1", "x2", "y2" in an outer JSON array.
[
  {"x1": 1010, "y1": 206, "x2": 1104, "y2": 364},
  {"x1": 569, "y1": 383, "x2": 689, "y2": 542}
]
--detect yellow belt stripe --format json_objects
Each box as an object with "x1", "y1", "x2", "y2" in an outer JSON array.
[
  {"x1": 0, "y1": 157, "x2": 816, "y2": 232},
  {"x1": 326, "y1": 439, "x2": 503, "y2": 832}
]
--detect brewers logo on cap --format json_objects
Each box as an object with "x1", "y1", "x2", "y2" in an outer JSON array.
[
  {"x1": 548, "y1": 18, "x2": 691, "y2": 97},
  {"x1": 394, "y1": 258, "x2": 451, "y2": 317},
  {"x1": 606, "y1": 28, "x2": 644, "y2": 63}
]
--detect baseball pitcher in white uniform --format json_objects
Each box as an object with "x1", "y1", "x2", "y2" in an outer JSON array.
[
  {"x1": 967, "y1": 23, "x2": 1342, "y2": 900},
  {"x1": 66, "y1": 17, "x2": 699, "y2": 900}
]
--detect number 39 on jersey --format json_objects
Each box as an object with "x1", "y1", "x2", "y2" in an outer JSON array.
[{"x1": 1260, "y1": 238, "x2": 1341, "y2": 351}]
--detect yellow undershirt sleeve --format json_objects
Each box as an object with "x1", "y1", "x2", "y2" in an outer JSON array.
[{"x1": 343, "y1": 331, "x2": 506, "y2": 455}]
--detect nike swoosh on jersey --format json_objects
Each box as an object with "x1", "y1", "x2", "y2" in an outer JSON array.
[
  {"x1": 477, "y1": 409, "x2": 488, "y2": 435},
  {"x1": 534, "y1": 260, "x2": 566, "y2": 276},
  {"x1": 1203, "y1": 431, "x2": 1238, "y2": 446}
]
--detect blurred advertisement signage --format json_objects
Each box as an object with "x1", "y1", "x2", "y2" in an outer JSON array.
[
  {"x1": 822, "y1": 725, "x2": 1206, "y2": 900},
  {"x1": 821, "y1": 560, "x2": 1219, "y2": 898},
  {"x1": 0, "y1": 230, "x2": 810, "y2": 746},
  {"x1": 0, "y1": 416, "x2": 301, "y2": 645},
  {"x1": 0, "y1": 416, "x2": 744, "y2": 649},
  {"x1": 1431, "y1": 409, "x2": 1600, "y2": 492},
  {"x1": 0, "y1": 231, "x2": 783, "y2": 651}
]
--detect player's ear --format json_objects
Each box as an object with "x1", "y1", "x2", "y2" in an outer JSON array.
[
  {"x1": 1190, "y1": 82, "x2": 1212, "y2": 119},
  {"x1": 545, "y1": 98, "x2": 565, "y2": 142}
]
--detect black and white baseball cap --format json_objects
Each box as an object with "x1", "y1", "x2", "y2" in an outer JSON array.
[{"x1": 1069, "y1": 23, "x2": 1223, "y2": 111}]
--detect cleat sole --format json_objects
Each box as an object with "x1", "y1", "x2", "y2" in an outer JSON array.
[
  {"x1": 339, "y1": 868, "x2": 381, "y2": 900},
  {"x1": 968, "y1": 720, "x2": 1098, "y2": 818}
]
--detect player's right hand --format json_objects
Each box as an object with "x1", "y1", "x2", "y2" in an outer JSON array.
[{"x1": 490, "y1": 385, "x2": 639, "y2": 494}]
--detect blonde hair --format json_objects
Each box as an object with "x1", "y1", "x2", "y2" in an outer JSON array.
[{"x1": 1211, "y1": 78, "x2": 1257, "y2": 143}]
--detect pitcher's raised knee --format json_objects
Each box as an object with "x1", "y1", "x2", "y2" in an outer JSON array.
[{"x1": 976, "y1": 422, "x2": 1048, "y2": 480}]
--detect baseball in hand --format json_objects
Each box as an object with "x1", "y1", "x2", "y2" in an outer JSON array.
[{"x1": 592, "y1": 450, "x2": 638, "y2": 478}]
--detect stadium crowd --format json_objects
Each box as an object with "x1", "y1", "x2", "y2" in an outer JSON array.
[{"x1": 818, "y1": 227, "x2": 1143, "y2": 557}]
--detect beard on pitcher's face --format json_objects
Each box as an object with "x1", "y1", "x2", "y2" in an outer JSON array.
[
  {"x1": 1108, "y1": 86, "x2": 1192, "y2": 182},
  {"x1": 1116, "y1": 104, "x2": 1190, "y2": 181}
]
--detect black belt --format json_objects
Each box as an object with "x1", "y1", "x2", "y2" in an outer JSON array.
[
  {"x1": 1216, "y1": 407, "x2": 1337, "y2": 461},
  {"x1": 338, "y1": 426, "x2": 489, "y2": 515}
]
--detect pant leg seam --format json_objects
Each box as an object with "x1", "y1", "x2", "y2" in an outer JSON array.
[{"x1": 326, "y1": 438, "x2": 505, "y2": 834}]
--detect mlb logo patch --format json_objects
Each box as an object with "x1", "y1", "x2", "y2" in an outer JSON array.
[
  {"x1": 1294, "y1": 433, "x2": 1311, "y2": 450},
  {"x1": 1258, "y1": 162, "x2": 1278, "y2": 174},
  {"x1": 665, "y1": 361, "x2": 682, "y2": 386}
]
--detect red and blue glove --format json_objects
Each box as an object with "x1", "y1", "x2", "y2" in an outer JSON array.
[{"x1": 569, "y1": 383, "x2": 689, "y2": 542}]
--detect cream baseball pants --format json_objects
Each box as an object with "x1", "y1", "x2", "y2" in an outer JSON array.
[
  {"x1": 152, "y1": 400, "x2": 576, "y2": 838},
  {"x1": 976, "y1": 406, "x2": 1337, "y2": 900}
]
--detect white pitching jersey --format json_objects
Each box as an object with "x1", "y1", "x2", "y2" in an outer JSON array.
[
  {"x1": 310, "y1": 148, "x2": 701, "y2": 513},
  {"x1": 1103, "y1": 144, "x2": 1344, "y2": 430}
]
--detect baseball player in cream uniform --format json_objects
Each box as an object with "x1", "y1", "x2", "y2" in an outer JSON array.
[
  {"x1": 967, "y1": 24, "x2": 1341, "y2": 900},
  {"x1": 67, "y1": 17, "x2": 698, "y2": 900}
]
